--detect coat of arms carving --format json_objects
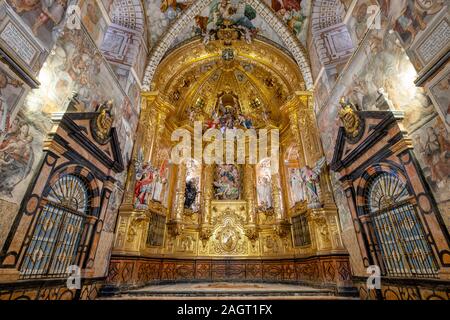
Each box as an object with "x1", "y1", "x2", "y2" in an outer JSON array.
[{"x1": 91, "y1": 100, "x2": 114, "y2": 144}]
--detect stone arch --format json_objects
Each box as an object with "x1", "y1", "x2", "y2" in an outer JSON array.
[
  {"x1": 142, "y1": 0, "x2": 313, "y2": 91},
  {"x1": 110, "y1": 0, "x2": 146, "y2": 33}
]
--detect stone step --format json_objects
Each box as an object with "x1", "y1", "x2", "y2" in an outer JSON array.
[{"x1": 100, "y1": 282, "x2": 354, "y2": 300}]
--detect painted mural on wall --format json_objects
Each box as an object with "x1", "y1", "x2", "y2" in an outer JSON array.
[
  {"x1": 0, "y1": 110, "x2": 43, "y2": 203},
  {"x1": 378, "y1": 0, "x2": 445, "y2": 48},
  {"x1": 22, "y1": 28, "x2": 136, "y2": 163},
  {"x1": 0, "y1": 63, "x2": 27, "y2": 134},
  {"x1": 317, "y1": 6, "x2": 440, "y2": 162},
  {"x1": 7, "y1": 0, "x2": 67, "y2": 48},
  {"x1": 411, "y1": 116, "x2": 450, "y2": 209},
  {"x1": 427, "y1": 67, "x2": 450, "y2": 131},
  {"x1": 349, "y1": 31, "x2": 434, "y2": 127},
  {"x1": 256, "y1": 158, "x2": 273, "y2": 211},
  {"x1": 80, "y1": 0, "x2": 108, "y2": 47},
  {"x1": 0, "y1": 25, "x2": 138, "y2": 208},
  {"x1": 0, "y1": 62, "x2": 35, "y2": 204},
  {"x1": 313, "y1": 0, "x2": 449, "y2": 240}
]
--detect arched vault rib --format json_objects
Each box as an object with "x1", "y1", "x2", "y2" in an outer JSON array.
[{"x1": 142, "y1": 0, "x2": 313, "y2": 91}]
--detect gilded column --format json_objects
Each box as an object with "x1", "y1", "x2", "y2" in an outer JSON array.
[
  {"x1": 199, "y1": 164, "x2": 214, "y2": 246},
  {"x1": 271, "y1": 173, "x2": 283, "y2": 222},
  {"x1": 167, "y1": 161, "x2": 186, "y2": 238},
  {"x1": 173, "y1": 162, "x2": 187, "y2": 221},
  {"x1": 141, "y1": 92, "x2": 160, "y2": 163},
  {"x1": 201, "y1": 164, "x2": 214, "y2": 225},
  {"x1": 243, "y1": 163, "x2": 256, "y2": 224},
  {"x1": 296, "y1": 91, "x2": 321, "y2": 166}
]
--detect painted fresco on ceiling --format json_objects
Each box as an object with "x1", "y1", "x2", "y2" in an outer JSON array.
[
  {"x1": 265, "y1": 0, "x2": 311, "y2": 44},
  {"x1": 24, "y1": 29, "x2": 127, "y2": 131},
  {"x1": 6, "y1": 0, "x2": 67, "y2": 49},
  {"x1": 146, "y1": 0, "x2": 193, "y2": 47},
  {"x1": 156, "y1": 0, "x2": 312, "y2": 51},
  {"x1": 202, "y1": 0, "x2": 259, "y2": 40},
  {"x1": 346, "y1": 0, "x2": 379, "y2": 48},
  {"x1": 101, "y1": 0, "x2": 115, "y2": 13},
  {"x1": 171, "y1": 0, "x2": 284, "y2": 49}
]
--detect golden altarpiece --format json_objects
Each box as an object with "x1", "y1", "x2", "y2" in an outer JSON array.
[{"x1": 108, "y1": 35, "x2": 352, "y2": 291}]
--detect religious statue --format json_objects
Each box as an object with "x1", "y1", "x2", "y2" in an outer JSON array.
[
  {"x1": 184, "y1": 178, "x2": 198, "y2": 209},
  {"x1": 134, "y1": 165, "x2": 154, "y2": 209},
  {"x1": 288, "y1": 168, "x2": 305, "y2": 204},
  {"x1": 133, "y1": 148, "x2": 156, "y2": 209},
  {"x1": 257, "y1": 175, "x2": 272, "y2": 210},
  {"x1": 300, "y1": 157, "x2": 326, "y2": 209}
]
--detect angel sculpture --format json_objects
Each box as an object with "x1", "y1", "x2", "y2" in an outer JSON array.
[{"x1": 300, "y1": 157, "x2": 326, "y2": 209}]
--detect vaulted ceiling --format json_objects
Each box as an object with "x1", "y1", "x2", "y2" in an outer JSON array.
[{"x1": 105, "y1": 0, "x2": 352, "y2": 89}]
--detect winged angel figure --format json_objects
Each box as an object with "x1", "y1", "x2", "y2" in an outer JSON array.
[{"x1": 300, "y1": 157, "x2": 326, "y2": 209}]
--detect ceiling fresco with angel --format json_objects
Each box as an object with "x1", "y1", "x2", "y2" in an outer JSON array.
[{"x1": 144, "y1": 0, "x2": 311, "y2": 50}]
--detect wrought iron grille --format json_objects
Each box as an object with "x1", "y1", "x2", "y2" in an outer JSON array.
[
  {"x1": 292, "y1": 214, "x2": 311, "y2": 247},
  {"x1": 146, "y1": 213, "x2": 166, "y2": 246},
  {"x1": 20, "y1": 175, "x2": 91, "y2": 279},
  {"x1": 366, "y1": 173, "x2": 438, "y2": 278}
]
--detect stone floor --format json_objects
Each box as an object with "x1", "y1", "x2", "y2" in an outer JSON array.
[{"x1": 101, "y1": 282, "x2": 358, "y2": 300}]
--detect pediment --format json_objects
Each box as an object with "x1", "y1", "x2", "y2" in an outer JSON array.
[
  {"x1": 331, "y1": 111, "x2": 404, "y2": 172},
  {"x1": 53, "y1": 112, "x2": 124, "y2": 173}
]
